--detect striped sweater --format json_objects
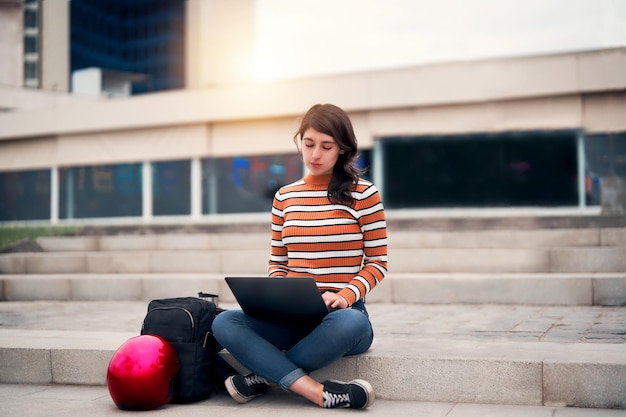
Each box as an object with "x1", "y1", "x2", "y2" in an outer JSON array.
[{"x1": 268, "y1": 173, "x2": 388, "y2": 306}]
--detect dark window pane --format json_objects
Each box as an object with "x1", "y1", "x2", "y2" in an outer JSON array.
[
  {"x1": 382, "y1": 131, "x2": 579, "y2": 208},
  {"x1": 153, "y1": 160, "x2": 190, "y2": 216},
  {"x1": 0, "y1": 169, "x2": 50, "y2": 221},
  {"x1": 24, "y1": 62, "x2": 38, "y2": 79},
  {"x1": 355, "y1": 150, "x2": 372, "y2": 181},
  {"x1": 585, "y1": 132, "x2": 626, "y2": 177},
  {"x1": 24, "y1": 36, "x2": 38, "y2": 54},
  {"x1": 59, "y1": 163, "x2": 142, "y2": 219},
  {"x1": 24, "y1": 9, "x2": 39, "y2": 28},
  {"x1": 584, "y1": 132, "x2": 626, "y2": 206},
  {"x1": 202, "y1": 154, "x2": 303, "y2": 214}
]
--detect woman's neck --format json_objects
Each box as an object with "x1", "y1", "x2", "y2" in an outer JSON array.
[{"x1": 303, "y1": 172, "x2": 332, "y2": 185}]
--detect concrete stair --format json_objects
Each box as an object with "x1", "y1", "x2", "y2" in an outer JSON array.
[
  {"x1": 1, "y1": 218, "x2": 625, "y2": 409},
  {"x1": 1, "y1": 272, "x2": 625, "y2": 306},
  {"x1": 0, "y1": 302, "x2": 624, "y2": 409},
  {"x1": 1, "y1": 227, "x2": 626, "y2": 276}
]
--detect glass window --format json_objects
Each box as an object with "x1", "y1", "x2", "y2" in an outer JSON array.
[
  {"x1": 24, "y1": 36, "x2": 38, "y2": 54},
  {"x1": 69, "y1": 0, "x2": 186, "y2": 95},
  {"x1": 202, "y1": 154, "x2": 303, "y2": 214},
  {"x1": 0, "y1": 169, "x2": 50, "y2": 221},
  {"x1": 355, "y1": 150, "x2": 372, "y2": 181},
  {"x1": 59, "y1": 163, "x2": 142, "y2": 219},
  {"x1": 24, "y1": 8, "x2": 39, "y2": 29},
  {"x1": 152, "y1": 160, "x2": 190, "y2": 216},
  {"x1": 24, "y1": 62, "x2": 39, "y2": 79},
  {"x1": 585, "y1": 132, "x2": 626, "y2": 177},
  {"x1": 381, "y1": 131, "x2": 579, "y2": 208},
  {"x1": 584, "y1": 132, "x2": 626, "y2": 206}
]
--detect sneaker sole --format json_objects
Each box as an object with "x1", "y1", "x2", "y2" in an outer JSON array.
[
  {"x1": 224, "y1": 376, "x2": 256, "y2": 404},
  {"x1": 349, "y1": 379, "x2": 375, "y2": 409}
]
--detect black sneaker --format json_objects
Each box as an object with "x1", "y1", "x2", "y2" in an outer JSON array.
[
  {"x1": 321, "y1": 379, "x2": 375, "y2": 409},
  {"x1": 224, "y1": 373, "x2": 272, "y2": 404}
]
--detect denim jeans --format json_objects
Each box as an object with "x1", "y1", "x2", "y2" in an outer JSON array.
[{"x1": 211, "y1": 299, "x2": 373, "y2": 391}]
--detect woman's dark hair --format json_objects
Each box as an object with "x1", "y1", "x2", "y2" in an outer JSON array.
[{"x1": 294, "y1": 103, "x2": 363, "y2": 206}]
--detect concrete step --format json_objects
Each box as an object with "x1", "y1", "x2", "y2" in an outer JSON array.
[
  {"x1": 2, "y1": 245, "x2": 626, "y2": 274},
  {"x1": 34, "y1": 233, "x2": 268, "y2": 252},
  {"x1": 1, "y1": 273, "x2": 625, "y2": 306},
  {"x1": 29, "y1": 228, "x2": 626, "y2": 251},
  {"x1": 391, "y1": 246, "x2": 626, "y2": 273},
  {"x1": 0, "y1": 301, "x2": 624, "y2": 409},
  {"x1": 2, "y1": 227, "x2": 624, "y2": 275}
]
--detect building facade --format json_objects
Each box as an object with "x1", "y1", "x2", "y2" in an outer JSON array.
[
  {"x1": 0, "y1": 2, "x2": 625, "y2": 224},
  {"x1": 71, "y1": 0, "x2": 186, "y2": 94}
]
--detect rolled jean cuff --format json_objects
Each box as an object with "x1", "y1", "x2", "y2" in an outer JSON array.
[{"x1": 279, "y1": 367, "x2": 308, "y2": 391}]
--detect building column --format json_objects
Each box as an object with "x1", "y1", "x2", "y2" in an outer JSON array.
[
  {"x1": 191, "y1": 157, "x2": 202, "y2": 219},
  {"x1": 50, "y1": 166, "x2": 58, "y2": 223},
  {"x1": 142, "y1": 161, "x2": 153, "y2": 222},
  {"x1": 373, "y1": 139, "x2": 385, "y2": 199},
  {"x1": 577, "y1": 132, "x2": 586, "y2": 209},
  {"x1": 41, "y1": 0, "x2": 69, "y2": 91}
]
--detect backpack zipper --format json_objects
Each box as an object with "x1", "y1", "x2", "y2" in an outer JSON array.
[{"x1": 144, "y1": 306, "x2": 195, "y2": 339}]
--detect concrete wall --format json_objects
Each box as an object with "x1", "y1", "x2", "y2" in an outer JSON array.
[
  {"x1": 186, "y1": 0, "x2": 255, "y2": 88},
  {"x1": 0, "y1": 47, "x2": 625, "y2": 211},
  {"x1": 0, "y1": 1, "x2": 23, "y2": 89},
  {"x1": 0, "y1": 0, "x2": 69, "y2": 93},
  {"x1": 41, "y1": 0, "x2": 69, "y2": 92},
  {"x1": 0, "y1": 92, "x2": 624, "y2": 171},
  {"x1": 1, "y1": 48, "x2": 625, "y2": 143}
]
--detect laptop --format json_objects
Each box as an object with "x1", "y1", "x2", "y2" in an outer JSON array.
[{"x1": 225, "y1": 276, "x2": 330, "y2": 322}]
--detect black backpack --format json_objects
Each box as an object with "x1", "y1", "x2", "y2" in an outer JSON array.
[{"x1": 140, "y1": 294, "x2": 233, "y2": 403}]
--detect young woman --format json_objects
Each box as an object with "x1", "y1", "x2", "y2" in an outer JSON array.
[{"x1": 212, "y1": 103, "x2": 388, "y2": 409}]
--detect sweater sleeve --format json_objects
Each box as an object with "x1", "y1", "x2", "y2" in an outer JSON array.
[
  {"x1": 337, "y1": 183, "x2": 388, "y2": 305},
  {"x1": 267, "y1": 192, "x2": 288, "y2": 277}
]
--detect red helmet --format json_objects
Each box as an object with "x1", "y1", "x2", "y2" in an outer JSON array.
[{"x1": 107, "y1": 335, "x2": 179, "y2": 410}]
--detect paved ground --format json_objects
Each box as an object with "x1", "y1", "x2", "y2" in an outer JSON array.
[
  {"x1": 1, "y1": 383, "x2": 626, "y2": 417},
  {"x1": 1, "y1": 301, "x2": 625, "y2": 344}
]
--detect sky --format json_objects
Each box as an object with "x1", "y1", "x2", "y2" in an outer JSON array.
[{"x1": 252, "y1": 0, "x2": 626, "y2": 81}]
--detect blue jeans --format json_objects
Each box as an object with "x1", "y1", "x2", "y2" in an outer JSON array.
[{"x1": 211, "y1": 299, "x2": 373, "y2": 391}]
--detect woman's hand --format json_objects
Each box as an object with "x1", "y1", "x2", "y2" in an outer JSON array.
[{"x1": 322, "y1": 292, "x2": 349, "y2": 310}]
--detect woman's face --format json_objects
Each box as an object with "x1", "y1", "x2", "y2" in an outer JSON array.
[{"x1": 301, "y1": 127, "x2": 344, "y2": 176}]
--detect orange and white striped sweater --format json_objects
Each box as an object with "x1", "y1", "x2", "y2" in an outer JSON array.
[{"x1": 268, "y1": 173, "x2": 388, "y2": 306}]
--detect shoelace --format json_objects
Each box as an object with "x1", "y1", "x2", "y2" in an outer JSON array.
[
  {"x1": 323, "y1": 390, "x2": 350, "y2": 408},
  {"x1": 244, "y1": 374, "x2": 269, "y2": 387}
]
